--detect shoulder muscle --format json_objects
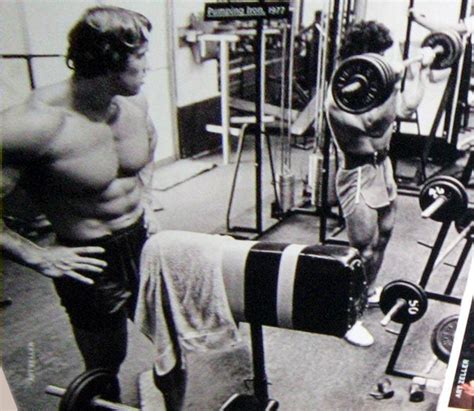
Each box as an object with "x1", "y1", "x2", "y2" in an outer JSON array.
[{"x1": 1, "y1": 103, "x2": 65, "y2": 159}]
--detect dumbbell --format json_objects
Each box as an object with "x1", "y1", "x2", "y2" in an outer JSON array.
[
  {"x1": 332, "y1": 30, "x2": 462, "y2": 113},
  {"x1": 379, "y1": 280, "x2": 428, "y2": 326},
  {"x1": 46, "y1": 369, "x2": 139, "y2": 411}
]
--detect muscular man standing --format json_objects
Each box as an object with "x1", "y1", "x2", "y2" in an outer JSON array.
[
  {"x1": 1, "y1": 6, "x2": 159, "y2": 395},
  {"x1": 326, "y1": 21, "x2": 435, "y2": 346}
]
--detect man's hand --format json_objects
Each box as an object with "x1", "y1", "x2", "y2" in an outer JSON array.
[
  {"x1": 31, "y1": 246, "x2": 106, "y2": 285},
  {"x1": 420, "y1": 47, "x2": 437, "y2": 68}
]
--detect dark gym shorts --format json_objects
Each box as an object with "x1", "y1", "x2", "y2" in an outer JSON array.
[{"x1": 53, "y1": 215, "x2": 147, "y2": 331}]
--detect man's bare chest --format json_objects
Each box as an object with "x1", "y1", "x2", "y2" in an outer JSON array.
[{"x1": 40, "y1": 112, "x2": 150, "y2": 192}]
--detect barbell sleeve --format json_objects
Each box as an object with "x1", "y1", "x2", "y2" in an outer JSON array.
[
  {"x1": 340, "y1": 80, "x2": 363, "y2": 94},
  {"x1": 45, "y1": 385, "x2": 65, "y2": 397},
  {"x1": 380, "y1": 299, "x2": 406, "y2": 326},
  {"x1": 45, "y1": 384, "x2": 139, "y2": 411},
  {"x1": 421, "y1": 195, "x2": 447, "y2": 219},
  {"x1": 92, "y1": 398, "x2": 139, "y2": 411},
  {"x1": 401, "y1": 45, "x2": 444, "y2": 69},
  {"x1": 433, "y1": 222, "x2": 474, "y2": 271}
]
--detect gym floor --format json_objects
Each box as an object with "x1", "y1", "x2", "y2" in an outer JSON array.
[{"x1": 2, "y1": 122, "x2": 473, "y2": 410}]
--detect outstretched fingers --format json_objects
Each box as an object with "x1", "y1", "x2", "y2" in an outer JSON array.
[
  {"x1": 64, "y1": 247, "x2": 108, "y2": 285},
  {"x1": 63, "y1": 270, "x2": 95, "y2": 285}
]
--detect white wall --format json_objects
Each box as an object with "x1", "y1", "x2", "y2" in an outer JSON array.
[
  {"x1": 172, "y1": 0, "x2": 219, "y2": 107},
  {"x1": 300, "y1": 0, "x2": 326, "y2": 28},
  {"x1": 365, "y1": 0, "x2": 463, "y2": 43},
  {"x1": 0, "y1": 0, "x2": 176, "y2": 162}
]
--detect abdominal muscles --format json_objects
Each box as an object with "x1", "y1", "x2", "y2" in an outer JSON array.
[{"x1": 39, "y1": 176, "x2": 145, "y2": 240}]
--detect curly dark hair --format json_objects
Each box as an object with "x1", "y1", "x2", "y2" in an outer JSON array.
[
  {"x1": 66, "y1": 6, "x2": 152, "y2": 79},
  {"x1": 339, "y1": 20, "x2": 393, "y2": 60}
]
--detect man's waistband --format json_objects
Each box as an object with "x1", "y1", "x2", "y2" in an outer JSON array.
[
  {"x1": 342, "y1": 149, "x2": 389, "y2": 169},
  {"x1": 56, "y1": 214, "x2": 146, "y2": 247}
]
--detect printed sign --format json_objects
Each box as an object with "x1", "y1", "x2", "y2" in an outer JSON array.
[{"x1": 204, "y1": 2, "x2": 290, "y2": 21}]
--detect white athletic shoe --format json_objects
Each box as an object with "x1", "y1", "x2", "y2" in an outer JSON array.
[
  {"x1": 367, "y1": 286, "x2": 382, "y2": 307},
  {"x1": 344, "y1": 321, "x2": 374, "y2": 347}
]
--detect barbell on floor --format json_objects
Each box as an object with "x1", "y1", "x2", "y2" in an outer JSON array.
[
  {"x1": 46, "y1": 368, "x2": 139, "y2": 411},
  {"x1": 379, "y1": 280, "x2": 428, "y2": 326},
  {"x1": 332, "y1": 30, "x2": 462, "y2": 114}
]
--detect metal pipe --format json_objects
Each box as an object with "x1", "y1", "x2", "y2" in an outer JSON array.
[
  {"x1": 45, "y1": 385, "x2": 139, "y2": 411},
  {"x1": 420, "y1": 196, "x2": 447, "y2": 219},
  {"x1": 280, "y1": 22, "x2": 288, "y2": 175},
  {"x1": 433, "y1": 222, "x2": 473, "y2": 271},
  {"x1": 219, "y1": 40, "x2": 231, "y2": 165},
  {"x1": 380, "y1": 299, "x2": 406, "y2": 327}
]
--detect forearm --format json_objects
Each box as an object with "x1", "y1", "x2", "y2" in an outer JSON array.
[
  {"x1": 397, "y1": 68, "x2": 430, "y2": 117},
  {"x1": 138, "y1": 161, "x2": 161, "y2": 235},
  {"x1": 139, "y1": 162, "x2": 155, "y2": 209},
  {"x1": 1, "y1": 222, "x2": 44, "y2": 270},
  {"x1": 412, "y1": 10, "x2": 468, "y2": 34}
]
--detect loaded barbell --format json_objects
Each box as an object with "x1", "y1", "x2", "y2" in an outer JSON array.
[
  {"x1": 379, "y1": 280, "x2": 428, "y2": 326},
  {"x1": 332, "y1": 30, "x2": 463, "y2": 114},
  {"x1": 46, "y1": 368, "x2": 138, "y2": 411},
  {"x1": 418, "y1": 175, "x2": 473, "y2": 270},
  {"x1": 419, "y1": 176, "x2": 468, "y2": 223}
]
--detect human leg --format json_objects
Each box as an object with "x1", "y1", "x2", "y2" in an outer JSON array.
[
  {"x1": 345, "y1": 200, "x2": 380, "y2": 288},
  {"x1": 343, "y1": 201, "x2": 380, "y2": 347},
  {"x1": 152, "y1": 283, "x2": 187, "y2": 411},
  {"x1": 66, "y1": 311, "x2": 128, "y2": 401},
  {"x1": 373, "y1": 200, "x2": 397, "y2": 275},
  {"x1": 71, "y1": 314, "x2": 128, "y2": 375}
]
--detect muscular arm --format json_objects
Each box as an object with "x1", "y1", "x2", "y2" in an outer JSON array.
[
  {"x1": 1, "y1": 168, "x2": 45, "y2": 267},
  {"x1": 1, "y1": 106, "x2": 106, "y2": 283},
  {"x1": 411, "y1": 9, "x2": 469, "y2": 34},
  {"x1": 396, "y1": 56, "x2": 434, "y2": 118},
  {"x1": 137, "y1": 100, "x2": 160, "y2": 234}
]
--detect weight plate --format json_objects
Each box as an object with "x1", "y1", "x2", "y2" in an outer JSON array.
[
  {"x1": 446, "y1": 30, "x2": 463, "y2": 63},
  {"x1": 380, "y1": 280, "x2": 428, "y2": 324},
  {"x1": 332, "y1": 54, "x2": 392, "y2": 114},
  {"x1": 60, "y1": 368, "x2": 119, "y2": 411},
  {"x1": 372, "y1": 54, "x2": 394, "y2": 92},
  {"x1": 431, "y1": 314, "x2": 458, "y2": 363},
  {"x1": 419, "y1": 176, "x2": 468, "y2": 222},
  {"x1": 421, "y1": 31, "x2": 461, "y2": 70}
]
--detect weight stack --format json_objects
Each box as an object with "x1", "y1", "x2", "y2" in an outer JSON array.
[
  {"x1": 308, "y1": 148, "x2": 338, "y2": 207},
  {"x1": 222, "y1": 240, "x2": 367, "y2": 337},
  {"x1": 277, "y1": 173, "x2": 296, "y2": 213}
]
